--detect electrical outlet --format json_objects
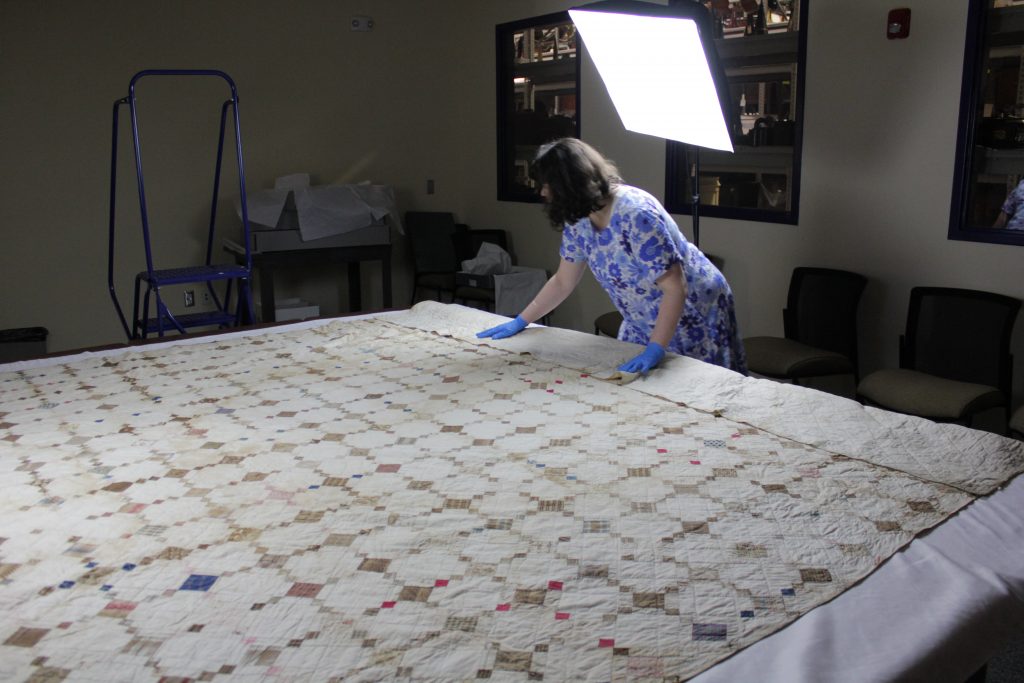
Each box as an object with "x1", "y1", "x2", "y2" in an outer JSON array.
[
  {"x1": 202, "y1": 290, "x2": 211, "y2": 305},
  {"x1": 184, "y1": 290, "x2": 195, "y2": 307},
  {"x1": 351, "y1": 15, "x2": 373, "y2": 31}
]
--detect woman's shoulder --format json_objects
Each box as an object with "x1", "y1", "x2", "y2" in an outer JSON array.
[
  {"x1": 614, "y1": 185, "x2": 657, "y2": 211},
  {"x1": 562, "y1": 214, "x2": 592, "y2": 238},
  {"x1": 616, "y1": 184, "x2": 663, "y2": 207},
  {"x1": 615, "y1": 186, "x2": 672, "y2": 225}
]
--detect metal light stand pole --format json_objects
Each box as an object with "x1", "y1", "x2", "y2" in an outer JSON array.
[{"x1": 690, "y1": 145, "x2": 701, "y2": 248}]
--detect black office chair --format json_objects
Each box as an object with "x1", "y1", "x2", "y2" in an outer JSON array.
[
  {"x1": 857, "y1": 287, "x2": 1021, "y2": 429},
  {"x1": 406, "y1": 211, "x2": 459, "y2": 305},
  {"x1": 453, "y1": 228, "x2": 510, "y2": 311},
  {"x1": 744, "y1": 267, "x2": 867, "y2": 384},
  {"x1": 594, "y1": 310, "x2": 623, "y2": 338},
  {"x1": 594, "y1": 253, "x2": 724, "y2": 338}
]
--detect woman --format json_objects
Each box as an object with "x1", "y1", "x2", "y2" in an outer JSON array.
[
  {"x1": 478, "y1": 138, "x2": 746, "y2": 375},
  {"x1": 993, "y1": 178, "x2": 1024, "y2": 230}
]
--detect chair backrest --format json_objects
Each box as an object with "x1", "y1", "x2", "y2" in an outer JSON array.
[
  {"x1": 901, "y1": 287, "x2": 1020, "y2": 395},
  {"x1": 405, "y1": 211, "x2": 458, "y2": 273},
  {"x1": 782, "y1": 267, "x2": 868, "y2": 368}
]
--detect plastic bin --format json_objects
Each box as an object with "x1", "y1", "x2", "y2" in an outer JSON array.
[
  {"x1": 258, "y1": 298, "x2": 320, "y2": 322},
  {"x1": 0, "y1": 327, "x2": 48, "y2": 362}
]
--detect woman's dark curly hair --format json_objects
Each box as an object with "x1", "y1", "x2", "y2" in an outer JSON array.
[{"x1": 531, "y1": 138, "x2": 621, "y2": 228}]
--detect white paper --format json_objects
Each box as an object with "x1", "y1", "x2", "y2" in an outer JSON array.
[
  {"x1": 293, "y1": 185, "x2": 374, "y2": 241},
  {"x1": 352, "y1": 183, "x2": 402, "y2": 233},
  {"x1": 274, "y1": 173, "x2": 311, "y2": 191},
  {"x1": 238, "y1": 176, "x2": 401, "y2": 239},
  {"x1": 238, "y1": 188, "x2": 290, "y2": 229},
  {"x1": 461, "y1": 242, "x2": 512, "y2": 275}
]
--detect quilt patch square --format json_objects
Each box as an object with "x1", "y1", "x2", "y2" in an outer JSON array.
[{"x1": 179, "y1": 574, "x2": 218, "y2": 592}]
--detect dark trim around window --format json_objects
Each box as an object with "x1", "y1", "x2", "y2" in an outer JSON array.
[
  {"x1": 496, "y1": 11, "x2": 581, "y2": 203},
  {"x1": 665, "y1": 0, "x2": 809, "y2": 225},
  {"x1": 948, "y1": 0, "x2": 1024, "y2": 248}
]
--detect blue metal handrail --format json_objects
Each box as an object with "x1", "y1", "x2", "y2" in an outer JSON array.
[{"x1": 108, "y1": 69, "x2": 255, "y2": 340}]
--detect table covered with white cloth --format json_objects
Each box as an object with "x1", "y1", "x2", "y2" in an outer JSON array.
[{"x1": 0, "y1": 302, "x2": 1021, "y2": 681}]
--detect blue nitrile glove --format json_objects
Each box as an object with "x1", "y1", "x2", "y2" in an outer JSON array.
[
  {"x1": 476, "y1": 315, "x2": 528, "y2": 340},
  {"x1": 618, "y1": 342, "x2": 666, "y2": 374}
]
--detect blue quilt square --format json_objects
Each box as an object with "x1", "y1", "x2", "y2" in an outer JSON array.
[{"x1": 180, "y1": 574, "x2": 218, "y2": 592}]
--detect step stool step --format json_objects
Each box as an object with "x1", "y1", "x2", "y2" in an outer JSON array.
[{"x1": 139, "y1": 264, "x2": 249, "y2": 286}]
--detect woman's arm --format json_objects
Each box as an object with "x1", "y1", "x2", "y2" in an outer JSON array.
[
  {"x1": 649, "y1": 262, "x2": 687, "y2": 347},
  {"x1": 519, "y1": 258, "x2": 587, "y2": 324},
  {"x1": 616, "y1": 262, "x2": 686, "y2": 374}
]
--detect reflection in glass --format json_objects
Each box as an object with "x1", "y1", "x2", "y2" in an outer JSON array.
[
  {"x1": 950, "y1": 0, "x2": 1024, "y2": 246},
  {"x1": 665, "y1": 0, "x2": 806, "y2": 224},
  {"x1": 497, "y1": 13, "x2": 580, "y2": 202}
]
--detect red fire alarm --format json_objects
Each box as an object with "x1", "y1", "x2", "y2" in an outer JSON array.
[{"x1": 887, "y1": 8, "x2": 911, "y2": 39}]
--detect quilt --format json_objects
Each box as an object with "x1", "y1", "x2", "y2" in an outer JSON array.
[{"x1": 1, "y1": 302, "x2": 1021, "y2": 682}]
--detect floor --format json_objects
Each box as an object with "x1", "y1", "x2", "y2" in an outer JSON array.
[{"x1": 987, "y1": 632, "x2": 1024, "y2": 682}]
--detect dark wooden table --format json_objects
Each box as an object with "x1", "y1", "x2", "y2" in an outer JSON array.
[{"x1": 225, "y1": 241, "x2": 392, "y2": 322}]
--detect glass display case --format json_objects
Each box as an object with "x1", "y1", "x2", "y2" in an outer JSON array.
[
  {"x1": 496, "y1": 12, "x2": 580, "y2": 203},
  {"x1": 665, "y1": 0, "x2": 807, "y2": 224},
  {"x1": 949, "y1": 0, "x2": 1024, "y2": 247}
]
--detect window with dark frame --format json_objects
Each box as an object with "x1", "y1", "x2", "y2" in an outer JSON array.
[
  {"x1": 949, "y1": 0, "x2": 1024, "y2": 248},
  {"x1": 496, "y1": 12, "x2": 581, "y2": 203},
  {"x1": 665, "y1": 0, "x2": 807, "y2": 225}
]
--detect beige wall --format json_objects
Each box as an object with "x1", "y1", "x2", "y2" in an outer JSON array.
[
  {"x1": 0, "y1": 0, "x2": 467, "y2": 348},
  {"x1": 2, "y1": 1, "x2": 1022, "y2": 406}
]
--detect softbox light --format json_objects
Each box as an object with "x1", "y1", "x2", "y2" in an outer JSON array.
[{"x1": 569, "y1": 0, "x2": 733, "y2": 153}]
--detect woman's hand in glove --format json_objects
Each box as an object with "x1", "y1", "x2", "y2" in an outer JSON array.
[
  {"x1": 618, "y1": 342, "x2": 665, "y2": 374},
  {"x1": 476, "y1": 315, "x2": 528, "y2": 340}
]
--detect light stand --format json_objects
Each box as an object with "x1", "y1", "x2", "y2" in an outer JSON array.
[
  {"x1": 690, "y1": 145, "x2": 701, "y2": 246},
  {"x1": 568, "y1": 0, "x2": 733, "y2": 248}
]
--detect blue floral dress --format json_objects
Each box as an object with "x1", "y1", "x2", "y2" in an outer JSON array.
[{"x1": 560, "y1": 185, "x2": 747, "y2": 374}]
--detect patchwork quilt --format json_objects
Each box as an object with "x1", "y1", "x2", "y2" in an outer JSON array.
[{"x1": 1, "y1": 302, "x2": 1021, "y2": 681}]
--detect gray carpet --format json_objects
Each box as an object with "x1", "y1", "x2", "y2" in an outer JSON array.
[{"x1": 986, "y1": 632, "x2": 1024, "y2": 682}]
